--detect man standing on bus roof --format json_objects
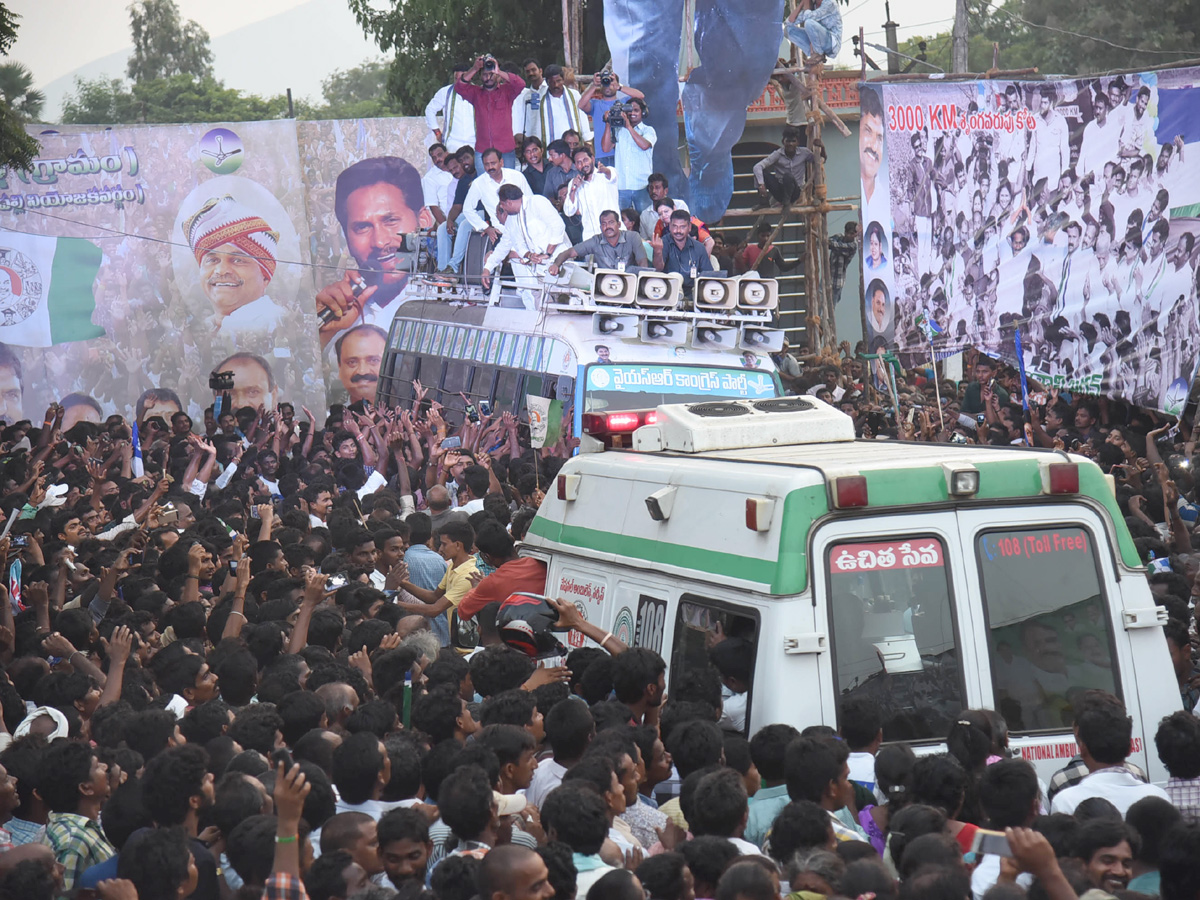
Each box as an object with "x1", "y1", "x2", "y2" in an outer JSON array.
[
  {"x1": 316, "y1": 156, "x2": 434, "y2": 351},
  {"x1": 480, "y1": 185, "x2": 566, "y2": 293}
]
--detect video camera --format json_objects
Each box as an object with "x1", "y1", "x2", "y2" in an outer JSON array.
[
  {"x1": 209, "y1": 371, "x2": 235, "y2": 392},
  {"x1": 606, "y1": 101, "x2": 629, "y2": 133}
]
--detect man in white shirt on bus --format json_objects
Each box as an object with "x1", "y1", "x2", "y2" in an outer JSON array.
[
  {"x1": 564, "y1": 145, "x2": 619, "y2": 240},
  {"x1": 512, "y1": 58, "x2": 548, "y2": 147},
  {"x1": 521, "y1": 64, "x2": 592, "y2": 147},
  {"x1": 425, "y1": 65, "x2": 476, "y2": 153},
  {"x1": 449, "y1": 149, "x2": 532, "y2": 274},
  {"x1": 481, "y1": 185, "x2": 567, "y2": 305},
  {"x1": 422, "y1": 143, "x2": 455, "y2": 231}
]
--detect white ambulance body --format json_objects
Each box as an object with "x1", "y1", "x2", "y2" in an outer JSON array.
[{"x1": 521, "y1": 397, "x2": 1179, "y2": 784}]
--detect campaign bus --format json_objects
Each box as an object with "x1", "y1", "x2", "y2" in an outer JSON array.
[{"x1": 374, "y1": 265, "x2": 786, "y2": 440}]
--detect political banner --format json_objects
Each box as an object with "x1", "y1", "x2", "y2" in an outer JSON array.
[
  {"x1": 0, "y1": 122, "x2": 325, "y2": 426},
  {"x1": 294, "y1": 117, "x2": 436, "y2": 407},
  {"x1": 859, "y1": 67, "x2": 1200, "y2": 413}
]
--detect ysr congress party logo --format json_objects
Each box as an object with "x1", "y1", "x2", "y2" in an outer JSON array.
[
  {"x1": 1164, "y1": 378, "x2": 1189, "y2": 416},
  {"x1": 199, "y1": 128, "x2": 244, "y2": 174},
  {"x1": 588, "y1": 367, "x2": 612, "y2": 389},
  {"x1": 0, "y1": 249, "x2": 42, "y2": 326}
]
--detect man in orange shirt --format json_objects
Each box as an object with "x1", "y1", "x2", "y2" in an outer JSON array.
[{"x1": 459, "y1": 520, "x2": 547, "y2": 621}]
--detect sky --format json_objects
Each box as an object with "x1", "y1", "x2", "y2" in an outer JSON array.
[{"x1": 11, "y1": 0, "x2": 959, "y2": 121}]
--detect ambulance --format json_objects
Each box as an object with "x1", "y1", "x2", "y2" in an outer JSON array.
[{"x1": 521, "y1": 395, "x2": 1180, "y2": 783}]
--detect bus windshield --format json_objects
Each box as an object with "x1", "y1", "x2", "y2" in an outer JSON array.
[{"x1": 584, "y1": 363, "x2": 781, "y2": 412}]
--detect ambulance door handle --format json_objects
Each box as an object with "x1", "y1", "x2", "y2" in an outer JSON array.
[
  {"x1": 784, "y1": 633, "x2": 827, "y2": 655},
  {"x1": 1122, "y1": 607, "x2": 1168, "y2": 630}
]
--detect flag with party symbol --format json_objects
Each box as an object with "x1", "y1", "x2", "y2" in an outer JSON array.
[{"x1": 0, "y1": 231, "x2": 105, "y2": 347}]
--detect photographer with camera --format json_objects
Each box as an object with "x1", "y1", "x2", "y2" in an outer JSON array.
[
  {"x1": 455, "y1": 54, "x2": 526, "y2": 170},
  {"x1": 579, "y1": 68, "x2": 646, "y2": 167},
  {"x1": 599, "y1": 97, "x2": 656, "y2": 214}
]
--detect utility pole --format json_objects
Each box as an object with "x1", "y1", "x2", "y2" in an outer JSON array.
[
  {"x1": 883, "y1": 2, "x2": 900, "y2": 75},
  {"x1": 951, "y1": 0, "x2": 969, "y2": 72}
]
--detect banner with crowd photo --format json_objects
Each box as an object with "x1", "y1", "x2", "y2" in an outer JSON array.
[
  {"x1": 859, "y1": 67, "x2": 1200, "y2": 414},
  {"x1": 0, "y1": 122, "x2": 326, "y2": 427}
]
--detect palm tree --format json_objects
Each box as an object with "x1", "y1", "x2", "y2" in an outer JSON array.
[{"x1": 0, "y1": 62, "x2": 44, "y2": 121}]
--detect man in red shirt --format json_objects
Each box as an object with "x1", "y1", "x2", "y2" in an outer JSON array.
[
  {"x1": 455, "y1": 55, "x2": 525, "y2": 171},
  {"x1": 458, "y1": 520, "x2": 547, "y2": 621}
]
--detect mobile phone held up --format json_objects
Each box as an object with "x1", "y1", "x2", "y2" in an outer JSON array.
[{"x1": 970, "y1": 828, "x2": 1013, "y2": 858}]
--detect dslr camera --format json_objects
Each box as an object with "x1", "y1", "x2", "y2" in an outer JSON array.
[
  {"x1": 598, "y1": 68, "x2": 613, "y2": 87},
  {"x1": 209, "y1": 370, "x2": 235, "y2": 392},
  {"x1": 483, "y1": 55, "x2": 497, "y2": 71}
]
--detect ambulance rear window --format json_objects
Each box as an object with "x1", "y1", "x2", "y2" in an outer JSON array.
[
  {"x1": 826, "y1": 537, "x2": 965, "y2": 742},
  {"x1": 976, "y1": 526, "x2": 1120, "y2": 733}
]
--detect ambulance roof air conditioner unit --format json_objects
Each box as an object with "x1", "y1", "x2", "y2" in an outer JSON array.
[{"x1": 633, "y1": 397, "x2": 855, "y2": 453}]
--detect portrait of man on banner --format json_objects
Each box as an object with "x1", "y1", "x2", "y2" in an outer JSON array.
[
  {"x1": 315, "y1": 156, "x2": 434, "y2": 360},
  {"x1": 184, "y1": 195, "x2": 286, "y2": 339}
]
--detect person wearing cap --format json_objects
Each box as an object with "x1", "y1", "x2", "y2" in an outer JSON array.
[{"x1": 183, "y1": 195, "x2": 286, "y2": 338}]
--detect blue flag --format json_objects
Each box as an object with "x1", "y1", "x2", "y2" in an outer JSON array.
[{"x1": 131, "y1": 421, "x2": 145, "y2": 478}]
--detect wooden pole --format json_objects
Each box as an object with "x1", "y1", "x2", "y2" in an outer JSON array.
[
  {"x1": 951, "y1": 0, "x2": 969, "y2": 73},
  {"x1": 562, "y1": 0, "x2": 572, "y2": 69},
  {"x1": 802, "y1": 62, "x2": 834, "y2": 351}
]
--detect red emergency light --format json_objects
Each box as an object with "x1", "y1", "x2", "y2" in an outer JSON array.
[
  {"x1": 1044, "y1": 462, "x2": 1080, "y2": 495},
  {"x1": 832, "y1": 475, "x2": 869, "y2": 509}
]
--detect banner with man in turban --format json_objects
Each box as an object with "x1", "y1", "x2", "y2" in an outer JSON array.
[
  {"x1": 183, "y1": 194, "x2": 286, "y2": 338},
  {"x1": 0, "y1": 120, "x2": 323, "y2": 424}
]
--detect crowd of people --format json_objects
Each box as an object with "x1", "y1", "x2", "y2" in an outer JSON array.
[{"x1": 0, "y1": 270, "x2": 1199, "y2": 900}]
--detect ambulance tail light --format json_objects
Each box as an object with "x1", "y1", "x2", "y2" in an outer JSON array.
[
  {"x1": 1041, "y1": 461, "x2": 1080, "y2": 495},
  {"x1": 832, "y1": 475, "x2": 868, "y2": 509},
  {"x1": 745, "y1": 497, "x2": 775, "y2": 531},
  {"x1": 605, "y1": 412, "x2": 642, "y2": 432},
  {"x1": 557, "y1": 473, "x2": 581, "y2": 501},
  {"x1": 582, "y1": 410, "x2": 658, "y2": 447}
]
